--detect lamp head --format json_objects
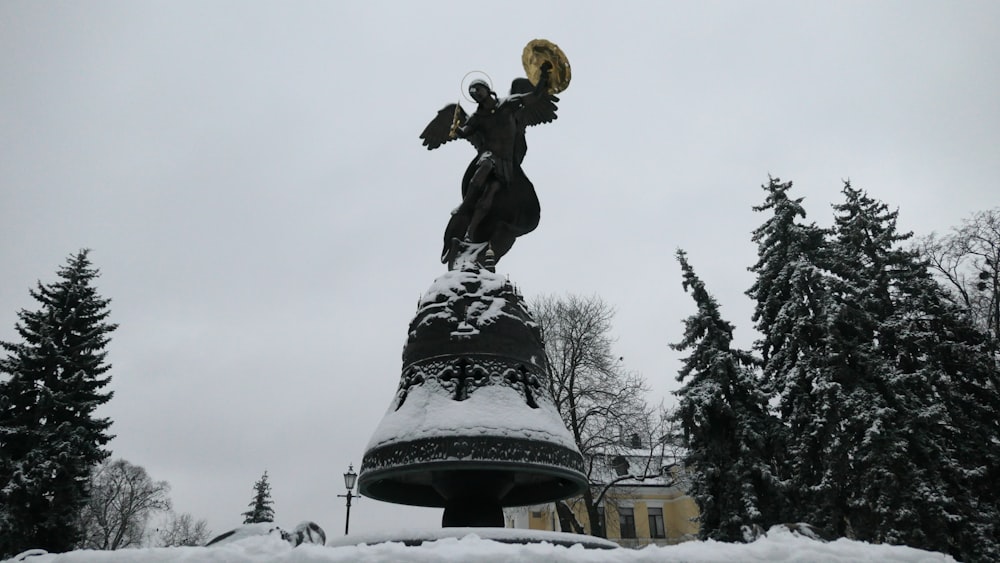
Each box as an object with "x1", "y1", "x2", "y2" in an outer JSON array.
[{"x1": 343, "y1": 464, "x2": 357, "y2": 490}]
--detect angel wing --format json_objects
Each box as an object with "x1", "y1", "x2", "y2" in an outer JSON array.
[
  {"x1": 518, "y1": 93, "x2": 559, "y2": 128},
  {"x1": 420, "y1": 103, "x2": 468, "y2": 150},
  {"x1": 509, "y1": 77, "x2": 559, "y2": 129}
]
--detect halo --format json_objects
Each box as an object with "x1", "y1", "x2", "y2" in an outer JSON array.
[{"x1": 461, "y1": 70, "x2": 493, "y2": 102}]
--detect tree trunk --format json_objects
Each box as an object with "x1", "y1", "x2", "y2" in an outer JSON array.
[
  {"x1": 555, "y1": 501, "x2": 584, "y2": 534},
  {"x1": 582, "y1": 487, "x2": 606, "y2": 538}
]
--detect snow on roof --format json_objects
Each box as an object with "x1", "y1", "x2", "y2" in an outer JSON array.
[{"x1": 584, "y1": 447, "x2": 686, "y2": 488}]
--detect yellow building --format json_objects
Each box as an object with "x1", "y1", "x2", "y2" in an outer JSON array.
[{"x1": 505, "y1": 450, "x2": 700, "y2": 548}]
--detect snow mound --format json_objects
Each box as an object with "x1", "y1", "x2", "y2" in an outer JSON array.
[{"x1": 6, "y1": 525, "x2": 956, "y2": 562}]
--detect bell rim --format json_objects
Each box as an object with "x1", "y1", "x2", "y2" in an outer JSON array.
[
  {"x1": 359, "y1": 435, "x2": 588, "y2": 508},
  {"x1": 358, "y1": 460, "x2": 588, "y2": 508}
]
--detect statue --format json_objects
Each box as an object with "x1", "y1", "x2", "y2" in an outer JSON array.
[
  {"x1": 356, "y1": 40, "x2": 596, "y2": 537},
  {"x1": 420, "y1": 39, "x2": 571, "y2": 268}
]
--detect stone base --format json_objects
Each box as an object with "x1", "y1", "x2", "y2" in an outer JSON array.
[{"x1": 326, "y1": 528, "x2": 619, "y2": 549}]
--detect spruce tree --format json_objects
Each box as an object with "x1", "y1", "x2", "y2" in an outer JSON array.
[
  {"x1": 242, "y1": 471, "x2": 275, "y2": 524},
  {"x1": 745, "y1": 177, "x2": 843, "y2": 531},
  {"x1": 830, "y1": 183, "x2": 1000, "y2": 560},
  {"x1": 747, "y1": 177, "x2": 999, "y2": 559},
  {"x1": 825, "y1": 183, "x2": 920, "y2": 542},
  {"x1": 919, "y1": 298, "x2": 1000, "y2": 562},
  {"x1": 877, "y1": 249, "x2": 1000, "y2": 561},
  {"x1": 671, "y1": 249, "x2": 782, "y2": 541},
  {"x1": 746, "y1": 177, "x2": 829, "y2": 371},
  {"x1": 0, "y1": 250, "x2": 116, "y2": 556}
]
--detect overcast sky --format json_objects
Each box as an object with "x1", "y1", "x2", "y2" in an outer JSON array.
[{"x1": 2, "y1": 0, "x2": 998, "y2": 540}]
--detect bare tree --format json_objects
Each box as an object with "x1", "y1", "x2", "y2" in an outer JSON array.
[
  {"x1": 531, "y1": 294, "x2": 659, "y2": 537},
  {"x1": 157, "y1": 512, "x2": 211, "y2": 547},
  {"x1": 568, "y1": 407, "x2": 684, "y2": 537},
  {"x1": 918, "y1": 207, "x2": 1000, "y2": 359},
  {"x1": 78, "y1": 459, "x2": 171, "y2": 550}
]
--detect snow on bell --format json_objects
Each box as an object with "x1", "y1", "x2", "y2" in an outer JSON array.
[{"x1": 358, "y1": 252, "x2": 587, "y2": 527}]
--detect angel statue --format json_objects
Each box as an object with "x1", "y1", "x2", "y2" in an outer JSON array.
[{"x1": 420, "y1": 39, "x2": 571, "y2": 269}]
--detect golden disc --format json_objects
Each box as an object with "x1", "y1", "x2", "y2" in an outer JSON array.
[{"x1": 522, "y1": 39, "x2": 571, "y2": 95}]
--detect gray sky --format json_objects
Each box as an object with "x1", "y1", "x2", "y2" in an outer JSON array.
[{"x1": 2, "y1": 0, "x2": 998, "y2": 539}]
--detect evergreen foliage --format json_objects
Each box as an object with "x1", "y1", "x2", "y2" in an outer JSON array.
[
  {"x1": 242, "y1": 471, "x2": 275, "y2": 524},
  {"x1": 829, "y1": 183, "x2": 1000, "y2": 560},
  {"x1": 742, "y1": 178, "x2": 1000, "y2": 561},
  {"x1": 671, "y1": 249, "x2": 782, "y2": 542},
  {"x1": 826, "y1": 183, "x2": 932, "y2": 541},
  {"x1": 0, "y1": 250, "x2": 117, "y2": 557},
  {"x1": 746, "y1": 177, "x2": 857, "y2": 534},
  {"x1": 746, "y1": 177, "x2": 830, "y2": 372}
]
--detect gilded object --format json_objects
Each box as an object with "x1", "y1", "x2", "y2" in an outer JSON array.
[{"x1": 522, "y1": 39, "x2": 571, "y2": 94}]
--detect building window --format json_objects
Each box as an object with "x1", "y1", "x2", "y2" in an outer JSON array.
[
  {"x1": 618, "y1": 506, "x2": 636, "y2": 539},
  {"x1": 611, "y1": 455, "x2": 630, "y2": 476},
  {"x1": 647, "y1": 506, "x2": 665, "y2": 538}
]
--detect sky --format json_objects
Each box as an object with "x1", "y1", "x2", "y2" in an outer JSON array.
[{"x1": 2, "y1": 0, "x2": 999, "y2": 541}]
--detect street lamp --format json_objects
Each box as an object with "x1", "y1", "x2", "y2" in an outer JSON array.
[{"x1": 338, "y1": 464, "x2": 358, "y2": 535}]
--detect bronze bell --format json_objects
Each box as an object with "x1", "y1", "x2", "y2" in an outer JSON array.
[{"x1": 358, "y1": 252, "x2": 587, "y2": 526}]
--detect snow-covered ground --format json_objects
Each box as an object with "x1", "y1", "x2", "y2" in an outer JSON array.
[{"x1": 6, "y1": 526, "x2": 956, "y2": 562}]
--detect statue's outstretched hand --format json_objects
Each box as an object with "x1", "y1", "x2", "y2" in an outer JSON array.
[{"x1": 540, "y1": 61, "x2": 553, "y2": 75}]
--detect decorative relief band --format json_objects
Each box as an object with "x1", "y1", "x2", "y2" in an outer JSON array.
[
  {"x1": 396, "y1": 356, "x2": 545, "y2": 410},
  {"x1": 361, "y1": 434, "x2": 585, "y2": 474}
]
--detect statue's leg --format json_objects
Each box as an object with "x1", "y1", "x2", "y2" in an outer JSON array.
[
  {"x1": 445, "y1": 156, "x2": 495, "y2": 261},
  {"x1": 468, "y1": 157, "x2": 493, "y2": 194},
  {"x1": 467, "y1": 178, "x2": 501, "y2": 241},
  {"x1": 441, "y1": 211, "x2": 471, "y2": 263}
]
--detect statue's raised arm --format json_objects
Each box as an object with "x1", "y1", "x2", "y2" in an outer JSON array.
[{"x1": 420, "y1": 39, "x2": 571, "y2": 270}]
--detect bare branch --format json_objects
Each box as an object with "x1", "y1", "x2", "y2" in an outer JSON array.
[
  {"x1": 78, "y1": 459, "x2": 171, "y2": 550},
  {"x1": 529, "y1": 293, "x2": 662, "y2": 538}
]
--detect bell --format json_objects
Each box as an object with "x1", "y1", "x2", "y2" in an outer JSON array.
[{"x1": 358, "y1": 245, "x2": 587, "y2": 526}]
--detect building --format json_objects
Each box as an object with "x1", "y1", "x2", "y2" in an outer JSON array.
[{"x1": 505, "y1": 446, "x2": 699, "y2": 548}]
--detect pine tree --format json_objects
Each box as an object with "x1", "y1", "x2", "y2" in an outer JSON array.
[
  {"x1": 242, "y1": 471, "x2": 275, "y2": 524},
  {"x1": 0, "y1": 250, "x2": 116, "y2": 557},
  {"x1": 671, "y1": 249, "x2": 782, "y2": 541}
]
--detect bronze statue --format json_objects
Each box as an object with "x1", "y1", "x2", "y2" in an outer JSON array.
[
  {"x1": 421, "y1": 40, "x2": 571, "y2": 268},
  {"x1": 356, "y1": 41, "x2": 591, "y2": 533}
]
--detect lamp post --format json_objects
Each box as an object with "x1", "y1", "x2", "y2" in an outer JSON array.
[{"x1": 338, "y1": 464, "x2": 358, "y2": 535}]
